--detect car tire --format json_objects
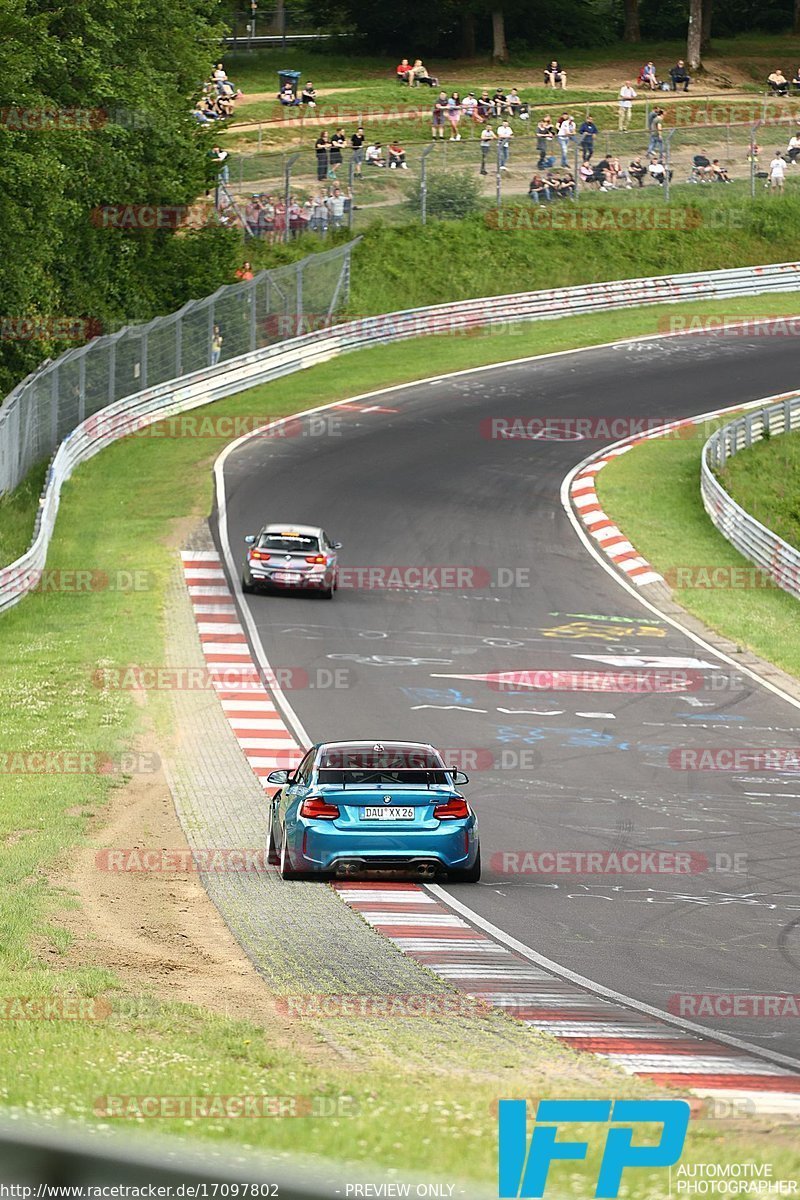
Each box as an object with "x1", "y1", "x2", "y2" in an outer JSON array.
[
  {"x1": 242, "y1": 576, "x2": 255, "y2": 595},
  {"x1": 449, "y1": 847, "x2": 481, "y2": 883},
  {"x1": 279, "y1": 825, "x2": 306, "y2": 880},
  {"x1": 320, "y1": 585, "x2": 334, "y2": 600}
]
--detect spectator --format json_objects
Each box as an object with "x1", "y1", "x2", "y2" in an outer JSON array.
[
  {"x1": 235, "y1": 261, "x2": 254, "y2": 281},
  {"x1": 792, "y1": 67, "x2": 800, "y2": 92},
  {"x1": 209, "y1": 145, "x2": 229, "y2": 185},
  {"x1": 315, "y1": 131, "x2": 330, "y2": 181},
  {"x1": 258, "y1": 195, "x2": 275, "y2": 243},
  {"x1": 711, "y1": 159, "x2": 731, "y2": 182},
  {"x1": 507, "y1": 87, "x2": 522, "y2": 116},
  {"x1": 629, "y1": 156, "x2": 647, "y2": 187},
  {"x1": 496, "y1": 117, "x2": 513, "y2": 168},
  {"x1": 544, "y1": 60, "x2": 567, "y2": 88},
  {"x1": 618, "y1": 81, "x2": 636, "y2": 130},
  {"x1": 579, "y1": 160, "x2": 595, "y2": 187},
  {"x1": 528, "y1": 173, "x2": 551, "y2": 203},
  {"x1": 300, "y1": 81, "x2": 317, "y2": 106},
  {"x1": 244, "y1": 194, "x2": 260, "y2": 236},
  {"x1": 557, "y1": 113, "x2": 575, "y2": 167},
  {"x1": 278, "y1": 81, "x2": 298, "y2": 106},
  {"x1": 669, "y1": 60, "x2": 691, "y2": 91},
  {"x1": 447, "y1": 92, "x2": 463, "y2": 140},
  {"x1": 536, "y1": 114, "x2": 555, "y2": 168},
  {"x1": 326, "y1": 186, "x2": 348, "y2": 227},
  {"x1": 607, "y1": 155, "x2": 627, "y2": 187},
  {"x1": 477, "y1": 90, "x2": 495, "y2": 120},
  {"x1": 555, "y1": 172, "x2": 575, "y2": 199},
  {"x1": 410, "y1": 59, "x2": 438, "y2": 87},
  {"x1": 388, "y1": 140, "x2": 408, "y2": 168},
  {"x1": 273, "y1": 199, "x2": 286, "y2": 240},
  {"x1": 479, "y1": 124, "x2": 496, "y2": 175},
  {"x1": 366, "y1": 142, "x2": 386, "y2": 167},
  {"x1": 638, "y1": 61, "x2": 660, "y2": 90},
  {"x1": 288, "y1": 197, "x2": 304, "y2": 238},
  {"x1": 462, "y1": 92, "x2": 478, "y2": 122},
  {"x1": 432, "y1": 91, "x2": 448, "y2": 139},
  {"x1": 216, "y1": 95, "x2": 234, "y2": 119},
  {"x1": 310, "y1": 193, "x2": 328, "y2": 233},
  {"x1": 649, "y1": 158, "x2": 673, "y2": 185},
  {"x1": 647, "y1": 106, "x2": 664, "y2": 156},
  {"x1": 768, "y1": 69, "x2": 789, "y2": 96},
  {"x1": 212, "y1": 63, "x2": 228, "y2": 86},
  {"x1": 594, "y1": 155, "x2": 613, "y2": 189},
  {"x1": 396, "y1": 58, "x2": 413, "y2": 85},
  {"x1": 350, "y1": 126, "x2": 365, "y2": 177},
  {"x1": 329, "y1": 128, "x2": 346, "y2": 178},
  {"x1": 578, "y1": 115, "x2": 598, "y2": 162},
  {"x1": 692, "y1": 152, "x2": 713, "y2": 182},
  {"x1": 211, "y1": 324, "x2": 223, "y2": 366},
  {"x1": 492, "y1": 86, "x2": 509, "y2": 114},
  {"x1": 787, "y1": 131, "x2": 800, "y2": 163},
  {"x1": 770, "y1": 151, "x2": 786, "y2": 190}
]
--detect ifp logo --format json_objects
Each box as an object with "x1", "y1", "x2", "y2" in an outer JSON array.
[{"x1": 499, "y1": 1099, "x2": 690, "y2": 1197}]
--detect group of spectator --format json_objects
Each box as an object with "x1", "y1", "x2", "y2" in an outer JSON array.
[
  {"x1": 278, "y1": 79, "x2": 318, "y2": 106},
  {"x1": 244, "y1": 187, "x2": 351, "y2": 240},
  {"x1": 195, "y1": 63, "x2": 242, "y2": 123},
  {"x1": 767, "y1": 68, "x2": 800, "y2": 95},
  {"x1": 396, "y1": 59, "x2": 440, "y2": 87}
]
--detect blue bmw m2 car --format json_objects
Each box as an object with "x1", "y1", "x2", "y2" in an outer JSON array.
[{"x1": 265, "y1": 740, "x2": 481, "y2": 882}]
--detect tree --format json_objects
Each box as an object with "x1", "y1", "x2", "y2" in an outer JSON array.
[
  {"x1": 623, "y1": 0, "x2": 640, "y2": 42},
  {"x1": 794, "y1": 0, "x2": 800, "y2": 35},
  {"x1": 687, "y1": 0, "x2": 702, "y2": 69},
  {"x1": 491, "y1": 8, "x2": 508, "y2": 60},
  {"x1": 701, "y1": 0, "x2": 713, "y2": 52}
]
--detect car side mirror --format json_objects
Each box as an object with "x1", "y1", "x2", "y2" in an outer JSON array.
[
  {"x1": 266, "y1": 769, "x2": 289, "y2": 784},
  {"x1": 244, "y1": 534, "x2": 256, "y2": 545},
  {"x1": 450, "y1": 770, "x2": 470, "y2": 785},
  {"x1": 332, "y1": 541, "x2": 342, "y2": 550}
]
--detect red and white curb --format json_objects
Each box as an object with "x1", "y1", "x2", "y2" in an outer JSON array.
[
  {"x1": 181, "y1": 549, "x2": 304, "y2": 782},
  {"x1": 333, "y1": 882, "x2": 800, "y2": 1115},
  {"x1": 181, "y1": 549, "x2": 800, "y2": 1115},
  {"x1": 569, "y1": 418, "x2": 700, "y2": 587}
]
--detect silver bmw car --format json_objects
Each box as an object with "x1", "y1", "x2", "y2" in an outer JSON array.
[{"x1": 242, "y1": 523, "x2": 341, "y2": 598}]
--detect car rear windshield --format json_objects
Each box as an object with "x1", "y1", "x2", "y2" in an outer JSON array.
[
  {"x1": 259, "y1": 534, "x2": 320, "y2": 553},
  {"x1": 316, "y1": 746, "x2": 449, "y2": 785}
]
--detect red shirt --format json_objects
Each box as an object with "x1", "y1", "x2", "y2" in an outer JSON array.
[
  {"x1": 236, "y1": 267, "x2": 254, "y2": 281},
  {"x1": 396, "y1": 62, "x2": 410, "y2": 76}
]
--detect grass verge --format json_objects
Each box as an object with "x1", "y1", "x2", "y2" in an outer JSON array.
[
  {"x1": 3, "y1": 296, "x2": 800, "y2": 1184},
  {"x1": 718, "y1": 429, "x2": 800, "y2": 552}
]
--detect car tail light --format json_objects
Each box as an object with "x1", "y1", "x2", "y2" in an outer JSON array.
[
  {"x1": 433, "y1": 797, "x2": 470, "y2": 820},
  {"x1": 249, "y1": 550, "x2": 270, "y2": 561},
  {"x1": 300, "y1": 795, "x2": 340, "y2": 820},
  {"x1": 305, "y1": 555, "x2": 327, "y2": 564}
]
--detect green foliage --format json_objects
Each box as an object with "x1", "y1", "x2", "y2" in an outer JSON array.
[{"x1": 405, "y1": 170, "x2": 483, "y2": 221}]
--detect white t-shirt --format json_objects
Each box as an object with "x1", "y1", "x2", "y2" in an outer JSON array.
[
  {"x1": 497, "y1": 122, "x2": 513, "y2": 140},
  {"x1": 480, "y1": 128, "x2": 496, "y2": 143},
  {"x1": 558, "y1": 118, "x2": 575, "y2": 137},
  {"x1": 619, "y1": 86, "x2": 636, "y2": 107},
  {"x1": 770, "y1": 157, "x2": 786, "y2": 177}
]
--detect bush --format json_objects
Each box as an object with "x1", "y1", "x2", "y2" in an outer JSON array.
[{"x1": 405, "y1": 171, "x2": 483, "y2": 220}]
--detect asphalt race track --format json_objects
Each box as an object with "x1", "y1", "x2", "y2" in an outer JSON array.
[{"x1": 215, "y1": 331, "x2": 800, "y2": 1064}]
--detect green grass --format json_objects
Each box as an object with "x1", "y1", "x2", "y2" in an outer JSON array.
[
  {"x1": 0, "y1": 460, "x2": 47, "y2": 565},
  {"x1": 596, "y1": 419, "x2": 800, "y2": 679},
  {"x1": 719, "y1": 429, "x2": 800, "y2": 551},
  {"x1": 5, "y1": 298, "x2": 800, "y2": 1179}
]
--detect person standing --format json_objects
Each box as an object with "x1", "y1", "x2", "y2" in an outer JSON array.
[
  {"x1": 479, "y1": 124, "x2": 496, "y2": 175},
  {"x1": 557, "y1": 113, "x2": 575, "y2": 167},
  {"x1": 578, "y1": 115, "x2": 598, "y2": 162},
  {"x1": 647, "y1": 106, "x2": 664, "y2": 157},
  {"x1": 432, "y1": 91, "x2": 448, "y2": 139},
  {"x1": 618, "y1": 81, "x2": 636, "y2": 131},
  {"x1": 447, "y1": 91, "x2": 463, "y2": 140},
  {"x1": 535, "y1": 114, "x2": 555, "y2": 168},
  {"x1": 770, "y1": 151, "x2": 786, "y2": 191},
  {"x1": 496, "y1": 118, "x2": 513, "y2": 169},
  {"x1": 350, "y1": 126, "x2": 365, "y2": 177},
  {"x1": 211, "y1": 325, "x2": 223, "y2": 366},
  {"x1": 329, "y1": 128, "x2": 345, "y2": 178},
  {"x1": 315, "y1": 131, "x2": 330, "y2": 181}
]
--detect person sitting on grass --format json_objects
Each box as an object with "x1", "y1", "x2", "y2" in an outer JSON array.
[
  {"x1": 366, "y1": 142, "x2": 386, "y2": 167},
  {"x1": 278, "y1": 81, "x2": 298, "y2": 105},
  {"x1": 768, "y1": 69, "x2": 789, "y2": 95},
  {"x1": 528, "y1": 173, "x2": 551, "y2": 203},
  {"x1": 410, "y1": 59, "x2": 439, "y2": 87},
  {"x1": 300, "y1": 81, "x2": 317, "y2": 106},
  {"x1": 492, "y1": 86, "x2": 509, "y2": 114},
  {"x1": 692, "y1": 152, "x2": 713, "y2": 182},
  {"x1": 462, "y1": 92, "x2": 478, "y2": 122},
  {"x1": 787, "y1": 131, "x2": 800, "y2": 163},
  {"x1": 593, "y1": 155, "x2": 613, "y2": 189},
  {"x1": 396, "y1": 58, "x2": 413, "y2": 85},
  {"x1": 792, "y1": 67, "x2": 800, "y2": 92},
  {"x1": 638, "y1": 61, "x2": 660, "y2": 90},
  {"x1": 544, "y1": 60, "x2": 567, "y2": 88},
  {"x1": 388, "y1": 140, "x2": 408, "y2": 168},
  {"x1": 669, "y1": 60, "x2": 691, "y2": 91},
  {"x1": 477, "y1": 91, "x2": 495, "y2": 120},
  {"x1": 629, "y1": 156, "x2": 647, "y2": 187},
  {"x1": 555, "y1": 172, "x2": 575, "y2": 198},
  {"x1": 579, "y1": 161, "x2": 596, "y2": 186},
  {"x1": 649, "y1": 157, "x2": 673, "y2": 184},
  {"x1": 507, "y1": 87, "x2": 522, "y2": 115},
  {"x1": 711, "y1": 159, "x2": 731, "y2": 182}
]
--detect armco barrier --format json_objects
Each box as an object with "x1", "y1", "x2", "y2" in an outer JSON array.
[
  {"x1": 3, "y1": 259, "x2": 800, "y2": 615},
  {"x1": 701, "y1": 392, "x2": 800, "y2": 601}
]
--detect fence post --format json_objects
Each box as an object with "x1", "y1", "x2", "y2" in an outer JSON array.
[
  {"x1": 284, "y1": 152, "x2": 300, "y2": 245},
  {"x1": 249, "y1": 277, "x2": 257, "y2": 352},
  {"x1": 208, "y1": 302, "x2": 215, "y2": 368},
  {"x1": 348, "y1": 158, "x2": 355, "y2": 230},
  {"x1": 78, "y1": 354, "x2": 86, "y2": 425},
  {"x1": 50, "y1": 369, "x2": 59, "y2": 450},
  {"x1": 141, "y1": 330, "x2": 148, "y2": 391},
  {"x1": 573, "y1": 142, "x2": 579, "y2": 202},
  {"x1": 750, "y1": 121, "x2": 761, "y2": 199},
  {"x1": 420, "y1": 143, "x2": 434, "y2": 225},
  {"x1": 295, "y1": 260, "x2": 304, "y2": 337},
  {"x1": 664, "y1": 129, "x2": 675, "y2": 203},
  {"x1": 176, "y1": 316, "x2": 183, "y2": 378},
  {"x1": 108, "y1": 341, "x2": 116, "y2": 405}
]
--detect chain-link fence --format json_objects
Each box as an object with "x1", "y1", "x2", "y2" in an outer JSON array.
[
  {"x1": 223, "y1": 96, "x2": 800, "y2": 236},
  {"x1": 0, "y1": 241, "x2": 356, "y2": 497}
]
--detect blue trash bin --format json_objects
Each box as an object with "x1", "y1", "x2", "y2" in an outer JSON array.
[{"x1": 278, "y1": 69, "x2": 302, "y2": 99}]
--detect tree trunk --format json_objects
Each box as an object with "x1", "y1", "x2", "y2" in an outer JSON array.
[
  {"x1": 623, "y1": 0, "x2": 640, "y2": 42},
  {"x1": 270, "y1": 0, "x2": 285, "y2": 36},
  {"x1": 491, "y1": 9, "x2": 508, "y2": 61},
  {"x1": 461, "y1": 11, "x2": 476, "y2": 58},
  {"x1": 701, "y1": 0, "x2": 713, "y2": 53},
  {"x1": 794, "y1": 0, "x2": 800, "y2": 36},
  {"x1": 687, "y1": 0, "x2": 702, "y2": 71}
]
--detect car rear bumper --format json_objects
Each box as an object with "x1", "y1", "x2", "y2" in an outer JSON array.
[
  {"x1": 291, "y1": 819, "x2": 479, "y2": 874},
  {"x1": 244, "y1": 567, "x2": 333, "y2": 591}
]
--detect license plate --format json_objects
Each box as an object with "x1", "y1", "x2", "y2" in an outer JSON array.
[
  {"x1": 273, "y1": 571, "x2": 302, "y2": 583},
  {"x1": 363, "y1": 806, "x2": 415, "y2": 821}
]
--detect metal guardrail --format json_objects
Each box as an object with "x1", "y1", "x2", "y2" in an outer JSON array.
[
  {"x1": 3, "y1": 258, "x2": 800, "y2": 616},
  {"x1": 701, "y1": 392, "x2": 800, "y2": 600}
]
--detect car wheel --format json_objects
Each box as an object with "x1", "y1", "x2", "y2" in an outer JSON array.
[
  {"x1": 242, "y1": 576, "x2": 255, "y2": 595},
  {"x1": 320, "y1": 584, "x2": 334, "y2": 600},
  {"x1": 449, "y1": 847, "x2": 481, "y2": 883},
  {"x1": 280, "y1": 825, "x2": 305, "y2": 880},
  {"x1": 266, "y1": 810, "x2": 280, "y2": 865}
]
